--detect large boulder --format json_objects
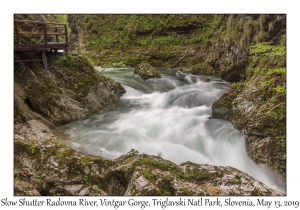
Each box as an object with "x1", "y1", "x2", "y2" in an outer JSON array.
[
  {"x1": 134, "y1": 62, "x2": 161, "y2": 80},
  {"x1": 14, "y1": 55, "x2": 126, "y2": 128}
]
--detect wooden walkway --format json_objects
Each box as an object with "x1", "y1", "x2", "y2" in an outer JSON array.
[{"x1": 14, "y1": 19, "x2": 69, "y2": 52}]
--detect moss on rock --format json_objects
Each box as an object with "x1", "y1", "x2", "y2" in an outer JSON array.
[
  {"x1": 14, "y1": 54, "x2": 125, "y2": 127},
  {"x1": 134, "y1": 62, "x2": 161, "y2": 80},
  {"x1": 14, "y1": 139, "x2": 284, "y2": 196},
  {"x1": 212, "y1": 42, "x2": 286, "y2": 179}
]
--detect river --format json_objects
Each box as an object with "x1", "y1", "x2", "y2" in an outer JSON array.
[{"x1": 61, "y1": 67, "x2": 285, "y2": 193}]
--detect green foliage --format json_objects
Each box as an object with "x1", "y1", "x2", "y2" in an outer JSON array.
[
  {"x1": 127, "y1": 149, "x2": 139, "y2": 156},
  {"x1": 260, "y1": 78, "x2": 275, "y2": 89},
  {"x1": 162, "y1": 190, "x2": 170, "y2": 196},
  {"x1": 267, "y1": 68, "x2": 286, "y2": 76},
  {"x1": 15, "y1": 65, "x2": 27, "y2": 77},
  {"x1": 273, "y1": 86, "x2": 286, "y2": 94},
  {"x1": 14, "y1": 168, "x2": 21, "y2": 181},
  {"x1": 84, "y1": 175, "x2": 89, "y2": 181},
  {"x1": 241, "y1": 39, "x2": 286, "y2": 138},
  {"x1": 56, "y1": 149, "x2": 72, "y2": 163},
  {"x1": 56, "y1": 14, "x2": 71, "y2": 36},
  {"x1": 247, "y1": 42, "x2": 286, "y2": 80},
  {"x1": 36, "y1": 173, "x2": 46, "y2": 180},
  {"x1": 249, "y1": 42, "x2": 286, "y2": 57},
  {"x1": 79, "y1": 14, "x2": 215, "y2": 67},
  {"x1": 24, "y1": 80, "x2": 34, "y2": 92}
]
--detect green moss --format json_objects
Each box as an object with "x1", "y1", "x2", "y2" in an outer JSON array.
[
  {"x1": 190, "y1": 63, "x2": 215, "y2": 75},
  {"x1": 251, "y1": 188, "x2": 264, "y2": 196},
  {"x1": 161, "y1": 190, "x2": 171, "y2": 196},
  {"x1": 272, "y1": 86, "x2": 286, "y2": 94},
  {"x1": 158, "y1": 176, "x2": 175, "y2": 196},
  {"x1": 140, "y1": 169, "x2": 159, "y2": 183},
  {"x1": 260, "y1": 78, "x2": 275, "y2": 89},
  {"x1": 56, "y1": 14, "x2": 71, "y2": 37},
  {"x1": 77, "y1": 14, "x2": 216, "y2": 67},
  {"x1": 178, "y1": 189, "x2": 194, "y2": 196},
  {"x1": 227, "y1": 178, "x2": 242, "y2": 185},
  {"x1": 134, "y1": 157, "x2": 187, "y2": 180}
]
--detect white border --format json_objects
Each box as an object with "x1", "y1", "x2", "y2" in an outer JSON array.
[{"x1": 2, "y1": 1, "x2": 299, "y2": 209}]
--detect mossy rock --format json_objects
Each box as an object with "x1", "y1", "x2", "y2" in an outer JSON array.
[{"x1": 134, "y1": 62, "x2": 161, "y2": 80}]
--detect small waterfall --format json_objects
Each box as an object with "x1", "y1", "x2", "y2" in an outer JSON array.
[{"x1": 63, "y1": 67, "x2": 285, "y2": 193}]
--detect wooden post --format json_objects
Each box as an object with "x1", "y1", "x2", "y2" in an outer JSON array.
[
  {"x1": 15, "y1": 21, "x2": 20, "y2": 46},
  {"x1": 64, "y1": 24, "x2": 68, "y2": 43},
  {"x1": 43, "y1": 23, "x2": 47, "y2": 45},
  {"x1": 55, "y1": 27, "x2": 59, "y2": 43},
  {"x1": 42, "y1": 51, "x2": 48, "y2": 69}
]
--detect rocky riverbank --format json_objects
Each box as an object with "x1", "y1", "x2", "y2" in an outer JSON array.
[
  {"x1": 14, "y1": 54, "x2": 125, "y2": 141},
  {"x1": 14, "y1": 139, "x2": 283, "y2": 196}
]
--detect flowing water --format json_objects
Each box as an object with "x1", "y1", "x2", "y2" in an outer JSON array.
[{"x1": 60, "y1": 67, "x2": 285, "y2": 193}]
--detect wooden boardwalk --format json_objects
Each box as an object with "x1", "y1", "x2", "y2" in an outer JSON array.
[{"x1": 14, "y1": 19, "x2": 69, "y2": 52}]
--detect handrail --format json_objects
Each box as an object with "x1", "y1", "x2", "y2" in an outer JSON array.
[
  {"x1": 14, "y1": 19, "x2": 66, "y2": 25},
  {"x1": 14, "y1": 19, "x2": 68, "y2": 50}
]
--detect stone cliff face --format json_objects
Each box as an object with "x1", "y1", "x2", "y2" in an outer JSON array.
[
  {"x1": 188, "y1": 14, "x2": 286, "y2": 180},
  {"x1": 190, "y1": 15, "x2": 286, "y2": 82},
  {"x1": 212, "y1": 42, "x2": 286, "y2": 179}
]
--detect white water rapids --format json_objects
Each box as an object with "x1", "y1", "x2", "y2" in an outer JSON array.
[{"x1": 61, "y1": 67, "x2": 285, "y2": 193}]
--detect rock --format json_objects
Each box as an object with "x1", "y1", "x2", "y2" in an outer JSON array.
[
  {"x1": 64, "y1": 185, "x2": 83, "y2": 195},
  {"x1": 14, "y1": 55, "x2": 126, "y2": 139},
  {"x1": 14, "y1": 139, "x2": 284, "y2": 196},
  {"x1": 134, "y1": 62, "x2": 161, "y2": 80},
  {"x1": 14, "y1": 180, "x2": 41, "y2": 196},
  {"x1": 212, "y1": 77, "x2": 286, "y2": 180},
  {"x1": 27, "y1": 120, "x2": 55, "y2": 141},
  {"x1": 79, "y1": 187, "x2": 90, "y2": 196},
  {"x1": 203, "y1": 76, "x2": 211, "y2": 82}
]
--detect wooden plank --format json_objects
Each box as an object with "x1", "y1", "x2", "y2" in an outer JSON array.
[
  {"x1": 46, "y1": 42, "x2": 67, "y2": 45},
  {"x1": 43, "y1": 24, "x2": 47, "y2": 45},
  {"x1": 19, "y1": 31, "x2": 66, "y2": 35},
  {"x1": 55, "y1": 28, "x2": 59, "y2": 43},
  {"x1": 46, "y1": 26, "x2": 65, "y2": 29},
  {"x1": 14, "y1": 59, "x2": 42, "y2": 62},
  {"x1": 64, "y1": 25, "x2": 68, "y2": 43},
  {"x1": 14, "y1": 43, "x2": 67, "y2": 47},
  {"x1": 14, "y1": 19, "x2": 65, "y2": 25},
  {"x1": 14, "y1": 43, "x2": 68, "y2": 51},
  {"x1": 47, "y1": 32, "x2": 66, "y2": 35}
]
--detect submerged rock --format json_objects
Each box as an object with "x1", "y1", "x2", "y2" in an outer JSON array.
[
  {"x1": 14, "y1": 139, "x2": 284, "y2": 196},
  {"x1": 134, "y1": 62, "x2": 161, "y2": 80}
]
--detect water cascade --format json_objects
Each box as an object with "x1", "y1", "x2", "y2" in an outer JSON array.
[{"x1": 61, "y1": 67, "x2": 285, "y2": 193}]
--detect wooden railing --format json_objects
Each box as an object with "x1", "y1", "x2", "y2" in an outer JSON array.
[{"x1": 14, "y1": 19, "x2": 68, "y2": 51}]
